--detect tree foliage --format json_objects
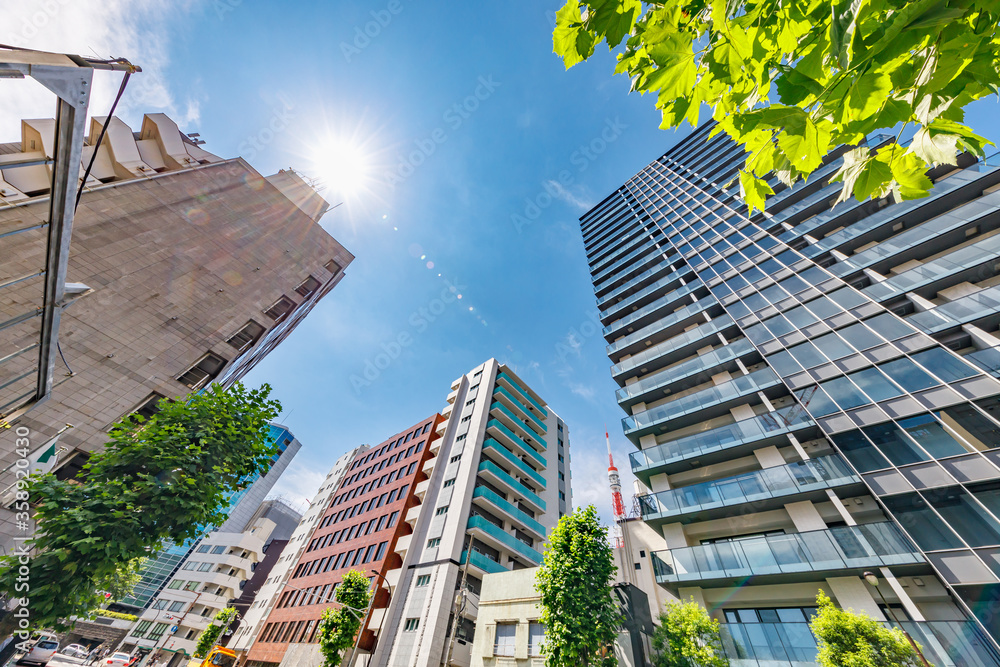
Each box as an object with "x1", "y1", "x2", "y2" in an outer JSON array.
[
  {"x1": 317, "y1": 570, "x2": 372, "y2": 667},
  {"x1": 652, "y1": 598, "x2": 729, "y2": 667},
  {"x1": 810, "y1": 591, "x2": 924, "y2": 667},
  {"x1": 553, "y1": 0, "x2": 999, "y2": 212},
  {"x1": 536, "y1": 505, "x2": 621, "y2": 667},
  {"x1": 194, "y1": 606, "x2": 238, "y2": 658},
  {"x1": 0, "y1": 382, "x2": 281, "y2": 632}
]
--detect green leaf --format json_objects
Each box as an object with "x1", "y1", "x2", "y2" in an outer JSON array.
[
  {"x1": 586, "y1": 0, "x2": 643, "y2": 48},
  {"x1": 739, "y1": 170, "x2": 775, "y2": 215},
  {"x1": 553, "y1": 1, "x2": 596, "y2": 68},
  {"x1": 845, "y1": 71, "x2": 893, "y2": 121},
  {"x1": 911, "y1": 126, "x2": 959, "y2": 166}
]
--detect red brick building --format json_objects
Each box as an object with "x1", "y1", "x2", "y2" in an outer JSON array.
[{"x1": 247, "y1": 413, "x2": 442, "y2": 665}]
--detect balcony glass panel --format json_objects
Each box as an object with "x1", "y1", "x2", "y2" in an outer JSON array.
[
  {"x1": 607, "y1": 295, "x2": 720, "y2": 357},
  {"x1": 604, "y1": 281, "x2": 703, "y2": 336},
  {"x1": 460, "y1": 549, "x2": 506, "y2": 574},
  {"x1": 495, "y1": 373, "x2": 547, "y2": 416},
  {"x1": 617, "y1": 338, "x2": 755, "y2": 404},
  {"x1": 467, "y1": 515, "x2": 543, "y2": 563},
  {"x1": 611, "y1": 315, "x2": 735, "y2": 377},
  {"x1": 482, "y1": 438, "x2": 546, "y2": 487},
  {"x1": 478, "y1": 460, "x2": 545, "y2": 511},
  {"x1": 473, "y1": 486, "x2": 546, "y2": 537},
  {"x1": 600, "y1": 266, "x2": 694, "y2": 320},
  {"x1": 492, "y1": 386, "x2": 546, "y2": 434},
  {"x1": 486, "y1": 419, "x2": 546, "y2": 463},
  {"x1": 490, "y1": 401, "x2": 547, "y2": 444}
]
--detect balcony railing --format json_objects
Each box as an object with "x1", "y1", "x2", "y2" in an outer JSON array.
[
  {"x1": 490, "y1": 401, "x2": 546, "y2": 447},
  {"x1": 482, "y1": 438, "x2": 546, "y2": 487},
  {"x1": 638, "y1": 455, "x2": 858, "y2": 522},
  {"x1": 603, "y1": 281, "x2": 704, "y2": 337},
  {"x1": 651, "y1": 522, "x2": 924, "y2": 586},
  {"x1": 610, "y1": 315, "x2": 736, "y2": 378},
  {"x1": 487, "y1": 419, "x2": 546, "y2": 462},
  {"x1": 720, "y1": 620, "x2": 1000, "y2": 667},
  {"x1": 495, "y1": 372, "x2": 547, "y2": 417},
  {"x1": 467, "y1": 515, "x2": 543, "y2": 563},
  {"x1": 492, "y1": 386, "x2": 546, "y2": 434},
  {"x1": 473, "y1": 486, "x2": 546, "y2": 538},
  {"x1": 600, "y1": 265, "x2": 693, "y2": 321},
  {"x1": 460, "y1": 549, "x2": 506, "y2": 575},
  {"x1": 478, "y1": 460, "x2": 545, "y2": 511},
  {"x1": 607, "y1": 295, "x2": 719, "y2": 357},
  {"x1": 629, "y1": 406, "x2": 814, "y2": 479}
]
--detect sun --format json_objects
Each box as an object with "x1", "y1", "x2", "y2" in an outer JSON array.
[{"x1": 312, "y1": 137, "x2": 374, "y2": 198}]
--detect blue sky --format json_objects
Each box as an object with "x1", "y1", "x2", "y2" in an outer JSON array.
[{"x1": 7, "y1": 0, "x2": 1000, "y2": 525}]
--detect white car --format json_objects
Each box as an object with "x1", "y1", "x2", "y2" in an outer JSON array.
[
  {"x1": 61, "y1": 644, "x2": 90, "y2": 659},
  {"x1": 15, "y1": 637, "x2": 59, "y2": 666},
  {"x1": 104, "y1": 652, "x2": 133, "y2": 667}
]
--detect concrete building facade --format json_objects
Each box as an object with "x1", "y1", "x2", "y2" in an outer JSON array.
[
  {"x1": 371, "y1": 359, "x2": 571, "y2": 667},
  {"x1": 0, "y1": 112, "x2": 353, "y2": 547},
  {"x1": 580, "y1": 121, "x2": 1000, "y2": 665}
]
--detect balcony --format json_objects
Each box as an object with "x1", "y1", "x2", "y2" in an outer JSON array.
[
  {"x1": 597, "y1": 256, "x2": 683, "y2": 311},
  {"x1": 606, "y1": 295, "x2": 720, "y2": 361},
  {"x1": 651, "y1": 522, "x2": 926, "y2": 588},
  {"x1": 603, "y1": 281, "x2": 706, "y2": 340},
  {"x1": 486, "y1": 419, "x2": 546, "y2": 464},
  {"x1": 617, "y1": 338, "x2": 758, "y2": 410},
  {"x1": 495, "y1": 372, "x2": 547, "y2": 417},
  {"x1": 599, "y1": 266, "x2": 694, "y2": 322},
  {"x1": 492, "y1": 386, "x2": 546, "y2": 435},
  {"x1": 720, "y1": 620, "x2": 1000, "y2": 667},
  {"x1": 467, "y1": 515, "x2": 543, "y2": 564},
  {"x1": 477, "y1": 460, "x2": 545, "y2": 512},
  {"x1": 472, "y1": 485, "x2": 546, "y2": 539},
  {"x1": 415, "y1": 479, "x2": 429, "y2": 500},
  {"x1": 623, "y1": 368, "x2": 784, "y2": 441},
  {"x1": 460, "y1": 549, "x2": 506, "y2": 575},
  {"x1": 394, "y1": 534, "x2": 411, "y2": 557},
  {"x1": 638, "y1": 455, "x2": 861, "y2": 525},
  {"x1": 490, "y1": 401, "x2": 545, "y2": 447},
  {"x1": 611, "y1": 315, "x2": 739, "y2": 382},
  {"x1": 629, "y1": 406, "x2": 816, "y2": 482},
  {"x1": 482, "y1": 439, "x2": 545, "y2": 488}
]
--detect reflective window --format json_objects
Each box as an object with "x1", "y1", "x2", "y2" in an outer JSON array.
[
  {"x1": 926, "y1": 486, "x2": 1000, "y2": 548},
  {"x1": 804, "y1": 296, "x2": 841, "y2": 320},
  {"x1": 821, "y1": 376, "x2": 870, "y2": 411},
  {"x1": 864, "y1": 313, "x2": 914, "y2": 340},
  {"x1": 911, "y1": 348, "x2": 978, "y2": 383},
  {"x1": 828, "y1": 287, "x2": 867, "y2": 310},
  {"x1": 812, "y1": 333, "x2": 853, "y2": 362},
  {"x1": 883, "y1": 493, "x2": 965, "y2": 551},
  {"x1": 785, "y1": 306, "x2": 818, "y2": 329},
  {"x1": 863, "y1": 422, "x2": 928, "y2": 466},
  {"x1": 767, "y1": 350, "x2": 802, "y2": 376},
  {"x1": 789, "y1": 342, "x2": 826, "y2": 369},
  {"x1": 940, "y1": 404, "x2": 999, "y2": 451},
  {"x1": 837, "y1": 323, "x2": 883, "y2": 351},
  {"x1": 898, "y1": 414, "x2": 970, "y2": 458},
  {"x1": 833, "y1": 430, "x2": 891, "y2": 473},
  {"x1": 797, "y1": 385, "x2": 839, "y2": 417},
  {"x1": 878, "y1": 358, "x2": 938, "y2": 392},
  {"x1": 849, "y1": 367, "x2": 904, "y2": 402},
  {"x1": 764, "y1": 315, "x2": 796, "y2": 338}
]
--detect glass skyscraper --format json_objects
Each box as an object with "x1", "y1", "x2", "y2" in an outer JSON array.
[{"x1": 581, "y1": 121, "x2": 1000, "y2": 664}]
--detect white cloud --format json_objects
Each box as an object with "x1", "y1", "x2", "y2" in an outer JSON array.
[
  {"x1": 545, "y1": 179, "x2": 592, "y2": 211},
  {"x1": 568, "y1": 381, "x2": 596, "y2": 401},
  {"x1": 0, "y1": 0, "x2": 203, "y2": 142},
  {"x1": 268, "y1": 457, "x2": 328, "y2": 511}
]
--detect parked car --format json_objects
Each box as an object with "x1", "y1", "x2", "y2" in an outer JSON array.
[
  {"x1": 15, "y1": 636, "x2": 59, "y2": 666},
  {"x1": 104, "y1": 652, "x2": 133, "y2": 667},
  {"x1": 61, "y1": 644, "x2": 90, "y2": 659}
]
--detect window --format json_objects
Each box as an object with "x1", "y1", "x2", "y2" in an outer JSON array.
[
  {"x1": 436, "y1": 506, "x2": 449, "y2": 515},
  {"x1": 211, "y1": 545, "x2": 226, "y2": 554},
  {"x1": 177, "y1": 352, "x2": 228, "y2": 390},
  {"x1": 295, "y1": 275, "x2": 322, "y2": 297},
  {"x1": 147, "y1": 623, "x2": 169, "y2": 642},
  {"x1": 443, "y1": 479, "x2": 455, "y2": 488},
  {"x1": 325, "y1": 259, "x2": 342, "y2": 274},
  {"x1": 559, "y1": 491, "x2": 566, "y2": 500},
  {"x1": 133, "y1": 620, "x2": 153, "y2": 637},
  {"x1": 227, "y1": 320, "x2": 266, "y2": 351},
  {"x1": 456, "y1": 434, "x2": 466, "y2": 442},
  {"x1": 465, "y1": 399, "x2": 475, "y2": 406},
  {"x1": 362, "y1": 544, "x2": 376, "y2": 564},
  {"x1": 168, "y1": 601, "x2": 185, "y2": 612},
  {"x1": 427, "y1": 538, "x2": 441, "y2": 548},
  {"x1": 133, "y1": 392, "x2": 166, "y2": 420},
  {"x1": 416, "y1": 575, "x2": 431, "y2": 586},
  {"x1": 404, "y1": 618, "x2": 420, "y2": 632},
  {"x1": 450, "y1": 455, "x2": 462, "y2": 463},
  {"x1": 167, "y1": 579, "x2": 184, "y2": 590},
  {"x1": 494, "y1": 623, "x2": 517, "y2": 656},
  {"x1": 197, "y1": 545, "x2": 211, "y2": 553},
  {"x1": 461, "y1": 415, "x2": 472, "y2": 423},
  {"x1": 151, "y1": 599, "x2": 168, "y2": 610},
  {"x1": 528, "y1": 622, "x2": 545, "y2": 657},
  {"x1": 263, "y1": 295, "x2": 297, "y2": 322},
  {"x1": 198, "y1": 562, "x2": 213, "y2": 572},
  {"x1": 387, "y1": 511, "x2": 399, "y2": 528},
  {"x1": 183, "y1": 561, "x2": 198, "y2": 571},
  {"x1": 634, "y1": 562, "x2": 642, "y2": 570},
  {"x1": 374, "y1": 541, "x2": 388, "y2": 561},
  {"x1": 184, "y1": 581, "x2": 199, "y2": 592}
]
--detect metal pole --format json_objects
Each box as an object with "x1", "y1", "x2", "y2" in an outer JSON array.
[
  {"x1": 443, "y1": 546, "x2": 474, "y2": 667},
  {"x1": 345, "y1": 571, "x2": 389, "y2": 667},
  {"x1": 865, "y1": 575, "x2": 931, "y2": 667}
]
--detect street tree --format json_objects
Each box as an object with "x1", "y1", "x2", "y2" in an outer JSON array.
[
  {"x1": 193, "y1": 607, "x2": 239, "y2": 658},
  {"x1": 536, "y1": 505, "x2": 621, "y2": 667},
  {"x1": 552, "y1": 0, "x2": 1000, "y2": 213},
  {"x1": 316, "y1": 570, "x2": 373, "y2": 667},
  {"x1": 651, "y1": 598, "x2": 728, "y2": 667},
  {"x1": 810, "y1": 591, "x2": 924, "y2": 667},
  {"x1": 0, "y1": 382, "x2": 281, "y2": 634}
]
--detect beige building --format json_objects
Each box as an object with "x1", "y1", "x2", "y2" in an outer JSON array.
[{"x1": 0, "y1": 112, "x2": 353, "y2": 547}]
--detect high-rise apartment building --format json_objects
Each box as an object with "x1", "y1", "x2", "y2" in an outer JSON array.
[
  {"x1": 118, "y1": 423, "x2": 301, "y2": 613},
  {"x1": 246, "y1": 415, "x2": 442, "y2": 667},
  {"x1": 581, "y1": 121, "x2": 1000, "y2": 664},
  {"x1": 0, "y1": 112, "x2": 353, "y2": 546},
  {"x1": 230, "y1": 446, "x2": 367, "y2": 662},
  {"x1": 372, "y1": 359, "x2": 571, "y2": 667}
]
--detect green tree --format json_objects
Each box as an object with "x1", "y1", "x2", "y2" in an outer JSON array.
[
  {"x1": 193, "y1": 607, "x2": 238, "y2": 658},
  {"x1": 652, "y1": 598, "x2": 728, "y2": 667},
  {"x1": 553, "y1": 0, "x2": 999, "y2": 212},
  {"x1": 536, "y1": 505, "x2": 621, "y2": 667},
  {"x1": 316, "y1": 570, "x2": 373, "y2": 667},
  {"x1": 96, "y1": 557, "x2": 147, "y2": 604},
  {"x1": 810, "y1": 591, "x2": 925, "y2": 667},
  {"x1": 0, "y1": 382, "x2": 280, "y2": 633}
]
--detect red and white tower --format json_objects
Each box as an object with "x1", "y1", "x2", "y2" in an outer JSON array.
[{"x1": 607, "y1": 428, "x2": 627, "y2": 547}]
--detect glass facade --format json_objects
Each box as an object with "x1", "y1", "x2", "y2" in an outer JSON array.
[{"x1": 581, "y1": 120, "x2": 1000, "y2": 653}]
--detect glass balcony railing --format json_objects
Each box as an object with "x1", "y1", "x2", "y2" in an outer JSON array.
[
  {"x1": 597, "y1": 258, "x2": 679, "y2": 310},
  {"x1": 478, "y1": 460, "x2": 545, "y2": 511},
  {"x1": 486, "y1": 419, "x2": 546, "y2": 464},
  {"x1": 623, "y1": 368, "x2": 781, "y2": 436},
  {"x1": 473, "y1": 486, "x2": 546, "y2": 537},
  {"x1": 593, "y1": 236, "x2": 667, "y2": 289},
  {"x1": 651, "y1": 522, "x2": 923, "y2": 585},
  {"x1": 629, "y1": 406, "x2": 814, "y2": 476},
  {"x1": 495, "y1": 372, "x2": 547, "y2": 417},
  {"x1": 603, "y1": 281, "x2": 703, "y2": 337},
  {"x1": 600, "y1": 266, "x2": 694, "y2": 321},
  {"x1": 467, "y1": 515, "x2": 543, "y2": 563},
  {"x1": 482, "y1": 438, "x2": 546, "y2": 487},
  {"x1": 611, "y1": 315, "x2": 735, "y2": 378},
  {"x1": 617, "y1": 338, "x2": 754, "y2": 405},
  {"x1": 607, "y1": 295, "x2": 719, "y2": 357},
  {"x1": 490, "y1": 401, "x2": 546, "y2": 445},
  {"x1": 591, "y1": 229, "x2": 668, "y2": 279},
  {"x1": 720, "y1": 620, "x2": 1000, "y2": 667},
  {"x1": 460, "y1": 549, "x2": 506, "y2": 575},
  {"x1": 638, "y1": 455, "x2": 859, "y2": 522},
  {"x1": 492, "y1": 386, "x2": 546, "y2": 434}
]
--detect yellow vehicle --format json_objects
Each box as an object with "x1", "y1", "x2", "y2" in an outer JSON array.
[{"x1": 186, "y1": 646, "x2": 237, "y2": 667}]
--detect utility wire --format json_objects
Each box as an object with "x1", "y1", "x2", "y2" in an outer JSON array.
[{"x1": 76, "y1": 66, "x2": 133, "y2": 212}]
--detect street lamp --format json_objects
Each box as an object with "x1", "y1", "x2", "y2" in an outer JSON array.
[{"x1": 862, "y1": 572, "x2": 931, "y2": 667}]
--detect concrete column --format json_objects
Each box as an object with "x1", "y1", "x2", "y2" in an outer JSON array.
[
  {"x1": 661, "y1": 523, "x2": 687, "y2": 549},
  {"x1": 826, "y1": 490, "x2": 857, "y2": 526},
  {"x1": 864, "y1": 268, "x2": 886, "y2": 283},
  {"x1": 730, "y1": 404, "x2": 755, "y2": 421},
  {"x1": 879, "y1": 567, "x2": 925, "y2": 621},
  {"x1": 963, "y1": 324, "x2": 1000, "y2": 350},
  {"x1": 785, "y1": 500, "x2": 827, "y2": 532},
  {"x1": 907, "y1": 293, "x2": 937, "y2": 313},
  {"x1": 649, "y1": 472, "x2": 671, "y2": 493},
  {"x1": 677, "y1": 587, "x2": 708, "y2": 610},
  {"x1": 631, "y1": 402, "x2": 647, "y2": 415},
  {"x1": 786, "y1": 433, "x2": 810, "y2": 461},
  {"x1": 712, "y1": 371, "x2": 732, "y2": 385},
  {"x1": 753, "y1": 445, "x2": 785, "y2": 469},
  {"x1": 826, "y1": 576, "x2": 886, "y2": 621}
]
